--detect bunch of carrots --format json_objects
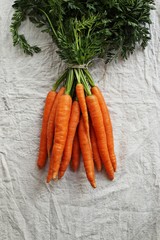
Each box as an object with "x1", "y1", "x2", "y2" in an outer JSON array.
[{"x1": 37, "y1": 68, "x2": 116, "y2": 188}]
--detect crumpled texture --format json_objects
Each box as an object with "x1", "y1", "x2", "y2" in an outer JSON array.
[{"x1": 0, "y1": 1, "x2": 160, "y2": 239}]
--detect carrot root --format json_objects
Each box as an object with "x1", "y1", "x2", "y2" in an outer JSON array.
[
  {"x1": 37, "y1": 90, "x2": 56, "y2": 169},
  {"x1": 86, "y1": 95, "x2": 114, "y2": 180},
  {"x1": 47, "y1": 94, "x2": 72, "y2": 182},
  {"x1": 78, "y1": 116, "x2": 96, "y2": 188},
  {"x1": 91, "y1": 86, "x2": 117, "y2": 171}
]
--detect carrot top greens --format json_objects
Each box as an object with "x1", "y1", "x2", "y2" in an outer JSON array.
[{"x1": 10, "y1": 0, "x2": 154, "y2": 64}]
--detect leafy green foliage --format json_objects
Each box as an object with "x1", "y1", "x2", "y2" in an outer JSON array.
[{"x1": 10, "y1": 0, "x2": 155, "y2": 63}]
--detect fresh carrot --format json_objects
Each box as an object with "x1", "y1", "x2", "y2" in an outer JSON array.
[
  {"x1": 59, "y1": 100, "x2": 80, "y2": 179},
  {"x1": 70, "y1": 131, "x2": 80, "y2": 172},
  {"x1": 47, "y1": 94, "x2": 72, "y2": 182},
  {"x1": 78, "y1": 116, "x2": 96, "y2": 188},
  {"x1": 76, "y1": 83, "x2": 90, "y2": 145},
  {"x1": 37, "y1": 90, "x2": 56, "y2": 169},
  {"x1": 91, "y1": 86, "x2": 117, "y2": 171},
  {"x1": 86, "y1": 95, "x2": 114, "y2": 180},
  {"x1": 90, "y1": 124, "x2": 102, "y2": 172},
  {"x1": 47, "y1": 87, "x2": 65, "y2": 156}
]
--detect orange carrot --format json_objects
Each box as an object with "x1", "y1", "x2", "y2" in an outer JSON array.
[
  {"x1": 90, "y1": 124, "x2": 102, "y2": 172},
  {"x1": 47, "y1": 94, "x2": 72, "y2": 182},
  {"x1": 76, "y1": 83, "x2": 90, "y2": 144},
  {"x1": 86, "y1": 95, "x2": 114, "y2": 180},
  {"x1": 47, "y1": 87, "x2": 65, "y2": 156},
  {"x1": 78, "y1": 116, "x2": 96, "y2": 188},
  {"x1": 37, "y1": 90, "x2": 56, "y2": 169},
  {"x1": 59, "y1": 101, "x2": 80, "y2": 179},
  {"x1": 91, "y1": 86, "x2": 117, "y2": 171},
  {"x1": 70, "y1": 131, "x2": 80, "y2": 172}
]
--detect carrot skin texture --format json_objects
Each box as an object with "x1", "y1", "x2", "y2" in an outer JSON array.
[
  {"x1": 47, "y1": 94, "x2": 72, "y2": 182},
  {"x1": 76, "y1": 84, "x2": 90, "y2": 144},
  {"x1": 37, "y1": 91, "x2": 56, "y2": 169},
  {"x1": 78, "y1": 116, "x2": 96, "y2": 188},
  {"x1": 59, "y1": 101, "x2": 80, "y2": 179},
  {"x1": 91, "y1": 86, "x2": 117, "y2": 171},
  {"x1": 70, "y1": 131, "x2": 80, "y2": 172},
  {"x1": 47, "y1": 87, "x2": 65, "y2": 156},
  {"x1": 86, "y1": 95, "x2": 114, "y2": 180},
  {"x1": 90, "y1": 124, "x2": 102, "y2": 172}
]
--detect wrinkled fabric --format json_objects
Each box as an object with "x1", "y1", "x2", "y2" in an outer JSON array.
[{"x1": 0, "y1": 1, "x2": 160, "y2": 239}]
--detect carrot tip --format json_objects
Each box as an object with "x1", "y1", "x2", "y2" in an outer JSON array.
[
  {"x1": 52, "y1": 173, "x2": 57, "y2": 180},
  {"x1": 97, "y1": 168, "x2": 102, "y2": 172},
  {"x1": 113, "y1": 164, "x2": 117, "y2": 172},
  {"x1": 91, "y1": 182, "x2": 97, "y2": 188},
  {"x1": 108, "y1": 175, "x2": 114, "y2": 181},
  {"x1": 37, "y1": 163, "x2": 44, "y2": 169},
  {"x1": 58, "y1": 171, "x2": 64, "y2": 179},
  {"x1": 46, "y1": 176, "x2": 51, "y2": 183}
]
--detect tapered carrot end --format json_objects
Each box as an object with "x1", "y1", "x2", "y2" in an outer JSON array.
[
  {"x1": 111, "y1": 156, "x2": 117, "y2": 172},
  {"x1": 108, "y1": 174, "x2": 114, "y2": 181},
  {"x1": 91, "y1": 181, "x2": 97, "y2": 188},
  {"x1": 47, "y1": 152, "x2": 51, "y2": 160},
  {"x1": 113, "y1": 164, "x2": 117, "y2": 172},
  {"x1": 46, "y1": 175, "x2": 52, "y2": 183},
  {"x1": 71, "y1": 165, "x2": 78, "y2": 172},
  {"x1": 37, "y1": 162, "x2": 44, "y2": 169},
  {"x1": 58, "y1": 171, "x2": 64, "y2": 179},
  {"x1": 97, "y1": 167, "x2": 102, "y2": 172},
  {"x1": 71, "y1": 168, "x2": 76, "y2": 172},
  {"x1": 52, "y1": 172, "x2": 57, "y2": 180}
]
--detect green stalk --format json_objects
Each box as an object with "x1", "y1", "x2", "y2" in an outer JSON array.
[
  {"x1": 83, "y1": 69, "x2": 95, "y2": 87},
  {"x1": 52, "y1": 70, "x2": 67, "y2": 91},
  {"x1": 70, "y1": 78, "x2": 76, "y2": 98},
  {"x1": 65, "y1": 69, "x2": 74, "y2": 95},
  {"x1": 38, "y1": 8, "x2": 58, "y2": 39},
  {"x1": 74, "y1": 69, "x2": 81, "y2": 84},
  {"x1": 79, "y1": 69, "x2": 91, "y2": 96}
]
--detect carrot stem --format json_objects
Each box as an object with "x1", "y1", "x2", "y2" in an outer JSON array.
[
  {"x1": 74, "y1": 69, "x2": 81, "y2": 84},
  {"x1": 65, "y1": 69, "x2": 74, "y2": 95},
  {"x1": 79, "y1": 69, "x2": 91, "y2": 96},
  {"x1": 83, "y1": 69, "x2": 95, "y2": 87},
  {"x1": 52, "y1": 70, "x2": 67, "y2": 91}
]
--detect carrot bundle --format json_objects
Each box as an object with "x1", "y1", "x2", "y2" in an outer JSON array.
[
  {"x1": 36, "y1": 68, "x2": 117, "y2": 188},
  {"x1": 11, "y1": 0, "x2": 154, "y2": 188}
]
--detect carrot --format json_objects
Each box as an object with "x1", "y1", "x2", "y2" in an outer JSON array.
[
  {"x1": 76, "y1": 83, "x2": 90, "y2": 145},
  {"x1": 78, "y1": 116, "x2": 96, "y2": 188},
  {"x1": 47, "y1": 87, "x2": 65, "y2": 156},
  {"x1": 91, "y1": 86, "x2": 117, "y2": 171},
  {"x1": 47, "y1": 94, "x2": 72, "y2": 182},
  {"x1": 90, "y1": 124, "x2": 102, "y2": 172},
  {"x1": 37, "y1": 90, "x2": 56, "y2": 169},
  {"x1": 59, "y1": 101, "x2": 80, "y2": 179},
  {"x1": 86, "y1": 95, "x2": 114, "y2": 180},
  {"x1": 70, "y1": 131, "x2": 80, "y2": 172}
]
